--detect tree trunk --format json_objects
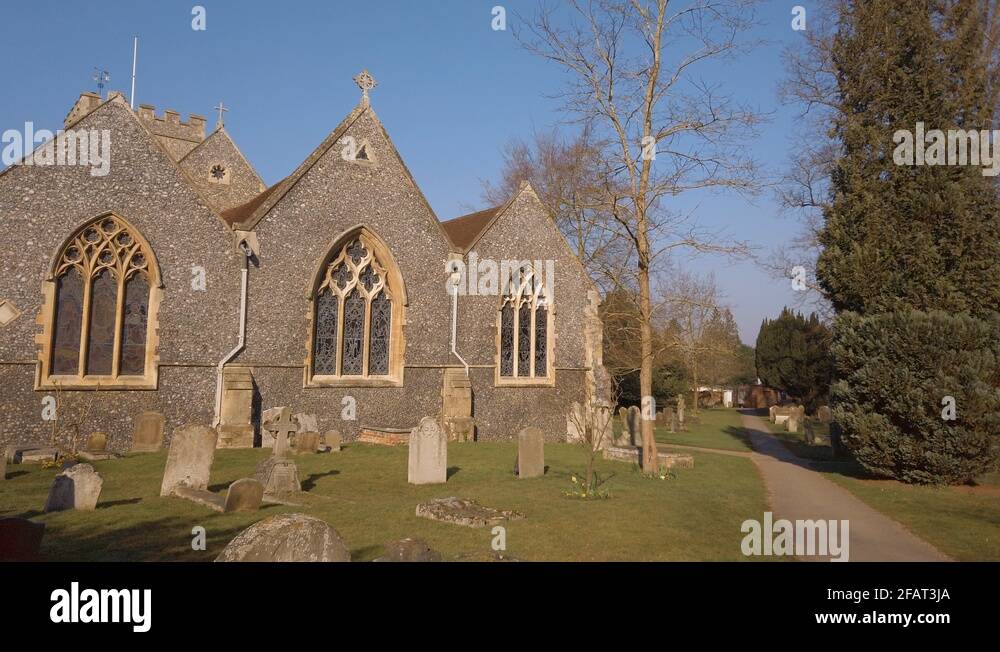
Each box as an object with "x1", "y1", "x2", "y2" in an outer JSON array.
[{"x1": 638, "y1": 234, "x2": 659, "y2": 474}]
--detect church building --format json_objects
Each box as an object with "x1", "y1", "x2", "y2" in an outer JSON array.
[{"x1": 0, "y1": 72, "x2": 609, "y2": 451}]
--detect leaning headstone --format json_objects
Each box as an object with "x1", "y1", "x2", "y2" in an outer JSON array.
[
  {"x1": 0, "y1": 518, "x2": 45, "y2": 561},
  {"x1": 159, "y1": 425, "x2": 218, "y2": 496},
  {"x1": 516, "y1": 426, "x2": 545, "y2": 479},
  {"x1": 131, "y1": 411, "x2": 166, "y2": 453},
  {"x1": 626, "y1": 406, "x2": 641, "y2": 447},
  {"x1": 44, "y1": 464, "x2": 103, "y2": 512},
  {"x1": 323, "y1": 430, "x2": 342, "y2": 452},
  {"x1": 255, "y1": 407, "x2": 301, "y2": 494},
  {"x1": 296, "y1": 431, "x2": 320, "y2": 455},
  {"x1": 215, "y1": 513, "x2": 350, "y2": 562},
  {"x1": 224, "y1": 478, "x2": 264, "y2": 513},
  {"x1": 376, "y1": 538, "x2": 442, "y2": 562},
  {"x1": 85, "y1": 432, "x2": 107, "y2": 452},
  {"x1": 408, "y1": 417, "x2": 447, "y2": 485}
]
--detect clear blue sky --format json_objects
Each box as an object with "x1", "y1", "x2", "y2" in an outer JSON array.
[{"x1": 0, "y1": 0, "x2": 810, "y2": 344}]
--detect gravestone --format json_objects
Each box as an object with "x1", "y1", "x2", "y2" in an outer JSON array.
[
  {"x1": 324, "y1": 430, "x2": 342, "y2": 452},
  {"x1": 0, "y1": 452, "x2": 6, "y2": 480},
  {"x1": 131, "y1": 411, "x2": 166, "y2": 453},
  {"x1": 786, "y1": 415, "x2": 800, "y2": 434},
  {"x1": 676, "y1": 394, "x2": 686, "y2": 431},
  {"x1": 295, "y1": 413, "x2": 319, "y2": 435},
  {"x1": 0, "y1": 518, "x2": 45, "y2": 561},
  {"x1": 85, "y1": 432, "x2": 107, "y2": 452},
  {"x1": 296, "y1": 432, "x2": 320, "y2": 455},
  {"x1": 159, "y1": 425, "x2": 218, "y2": 496},
  {"x1": 415, "y1": 497, "x2": 525, "y2": 528},
  {"x1": 224, "y1": 478, "x2": 264, "y2": 513},
  {"x1": 769, "y1": 405, "x2": 777, "y2": 423},
  {"x1": 44, "y1": 463, "x2": 103, "y2": 512},
  {"x1": 215, "y1": 513, "x2": 350, "y2": 562},
  {"x1": 566, "y1": 401, "x2": 585, "y2": 443},
  {"x1": 408, "y1": 417, "x2": 447, "y2": 485},
  {"x1": 627, "y1": 406, "x2": 641, "y2": 447},
  {"x1": 516, "y1": 426, "x2": 544, "y2": 479},
  {"x1": 665, "y1": 407, "x2": 677, "y2": 433},
  {"x1": 255, "y1": 407, "x2": 301, "y2": 494},
  {"x1": 261, "y1": 406, "x2": 289, "y2": 449},
  {"x1": 816, "y1": 405, "x2": 833, "y2": 423}
]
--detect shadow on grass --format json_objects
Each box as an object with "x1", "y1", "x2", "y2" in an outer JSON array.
[
  {"x1": 98, "y1": 498, "x2": 143, "y2": 509},
  {"x1": 301, "y1": 470, "x2": 340, "y2": 492},
  {"x1": 446, "y1": 466, "x2": 461, "y2": 480}
]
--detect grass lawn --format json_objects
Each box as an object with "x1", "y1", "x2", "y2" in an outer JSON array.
[
  {"x1": 752, "y1": 409, "x2": 1000, "y2": 561},
  {"x1": 0, "y1": 439, "x2": 772, "y2": 562},
  {"x1": 652, "y1": 408, "x2": 752, "y2": 452}
]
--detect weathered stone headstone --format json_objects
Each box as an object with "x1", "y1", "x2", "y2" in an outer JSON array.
[
  {"x1": 408, "y1": 416, "x2": 447, "y2": 485},
  {"x1": 224, "y1": 478, "x2": 264, "y2": 513},
  {"x1": 295, "y1": 412, "x2": 318, "y2": 434},
  {"x1": 296, "y1": 431, "x2": 320, "y2": 455},
  {"x1": 255, "y1": 407, "x2": 301, "y2": 494},
  {"x1": 159, "y1": 425, "x2": 218, "y2": 496},
  {"x1": 769, "y1": 405, "x2": 777, "y2": 423},
  {"x1": 0, "y1": 518, "x2": 45, "y2": 561},
  {"x1": 44, "y1": 463, "x2": 103, "y2": 512},
  {"x1": 131, "y1": 411, "x2": 166, "y2": 453},
  {"x1": 816, "y1": 405, "x2": 833, "y2": 423},
  {"x1": 627, "y1": 406, "x2": 641, "y2": 447},
  {"x1": 676, "y1": 394, "x2": 686, "y2": 431},
  {"x1": 376, "y1": 538, "x2": 442, "y2": 562},
  {"x1": 566, "y1": 401, "x2": 585, "y2": 443},
  {"x1": 85, "y1": 432, "x2": 107, "y2": 452},
  {"x1": 261, "y1": 406, "x2": 294, "y2": 451},
  {"x1": 215, "y1": 513, "x2": 350, "y2": 562},
  {"x1": 516, "y1": 426, "x2": 545, "y2": 479},
  {"x1": 323, "y1": 430, "x2": 342, "y2": 452},
  {"x1": 0, "y1": 452, "x2": 6, "y2": 480},
  {"x1": 786, "y1": 415, "x2": 800, "y2": 434}
]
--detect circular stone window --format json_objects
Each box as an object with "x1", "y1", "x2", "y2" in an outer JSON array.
[{"x1": 209, "y1": 164, "x2": 230, "y2": 184}]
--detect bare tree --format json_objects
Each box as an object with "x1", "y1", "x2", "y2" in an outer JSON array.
[{"x1": 517, "y1": 0, "x2": 762, "y2": 472}]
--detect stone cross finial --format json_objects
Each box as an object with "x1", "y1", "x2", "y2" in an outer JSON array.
[
  {"x1": 268, "y1": 407, "x2": 298, "y2": 458},
  {"x1": 354, "y1": 70, "x2": 377, "y2": 104},
  {"x1": 214, "y1": 101, "x2": 228, "y2": 129}
]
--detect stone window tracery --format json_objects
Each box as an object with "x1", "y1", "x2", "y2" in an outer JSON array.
[{"x1": 498, "y1": 266, "x2": 553, "y2": 383}]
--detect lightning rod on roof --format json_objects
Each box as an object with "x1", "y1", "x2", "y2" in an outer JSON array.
[{"x1": 92, "y1": 68, "x2": 110, "y2": 99}]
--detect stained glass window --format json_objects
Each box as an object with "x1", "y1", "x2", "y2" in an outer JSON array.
[
  {"x1": 85, "y1": 271, "x2": 116, "y2": 375},
  {"x1": 119, "y1": 274, "x2": 149, "y2": 376},
  {"x1": 47, "y1": 215, "x2": 156, "y2": 385},
  {"x1": 341, "y1": 289, "x2": 365, "y2": 375},
  {"x1": 311, "y1": 233, "x2": 399, "y2": 380},
  {"x1": 500, "y1": 301, "x2": 514, "y2": 376},
  {"x1": 534, "y1": 305, "x2": 547, "y2": 376},
  {"x1": 368, "y1": 292, "x2": 391, "y2": 375},
  {"x1": 52, "y1": 270, "x2": 83, "y2": 375},
  {"x1": 314, "y1": 290, "x2": 339, "y2": 375},
  {"x1": 498, "y1": 267, "x2": 552, "y2": 380}
]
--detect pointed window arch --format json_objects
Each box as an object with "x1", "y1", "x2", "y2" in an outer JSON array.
[
  {"x1": 38, "y1": 213, "x2": 161, "y2": 389},
  {"x1": 307, "y1": 228, "x2": 405, "y2": 386},
  {"x1": 497, "y1": 264, "x2": 553, "y2": 385}
]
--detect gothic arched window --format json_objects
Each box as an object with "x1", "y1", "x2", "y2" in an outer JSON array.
[
  {"x1": 498, "y1": 265, "x2": 553, "y2": 384},
  {"x1": 39, "y1": 213, "x2": 161, "y2": 389},
  {"x1": 309, "y1": 230, "x2": 404, "y2": 385}
]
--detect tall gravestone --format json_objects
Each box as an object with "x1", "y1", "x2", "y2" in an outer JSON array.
[
  {"x1": 517, "y1": 427, "x2": 545, "y2": 478},
  {"x1": 408, "y1": 417, "x2": 447, "y2": 485},
  {"x1": 160, "y1": 425, "x2": 218, "y2": 496},
  {"x1": 676, "y1": 395, "x2": 686, "y2": 432},
  {"x1": 0, "y1": 452, "x2": 6, "y2": 481},
  {"x1": 131, "y1": 411, "x2": 166, "y2": 453},
  {"x1": 45, "y1": 464, "x2": 103, "y2": 511},
  {"x1": 627, "y1": 406, "x2": 641, "y2": 447},
  {"x1": 256, "y1": 407, "x2": 301, "y2": 494}
]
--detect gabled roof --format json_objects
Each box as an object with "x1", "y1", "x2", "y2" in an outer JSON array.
[
  {"x1": 0, "y1": 93, "x2": 233, "y2": 231},
  {"x1": 220, "y1": 177, "x2": 288, "y2": 227},
  {"x1": 440, "y1": 206, "x2": 502, "y2": 250},
  {"x1": 179, "y1": 126, "x2": 266, "y2": 190}
]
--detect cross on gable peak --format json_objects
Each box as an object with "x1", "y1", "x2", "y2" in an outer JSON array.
[{"x1": 354, "y1": 69, "x2": 377, "y2": 105}]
